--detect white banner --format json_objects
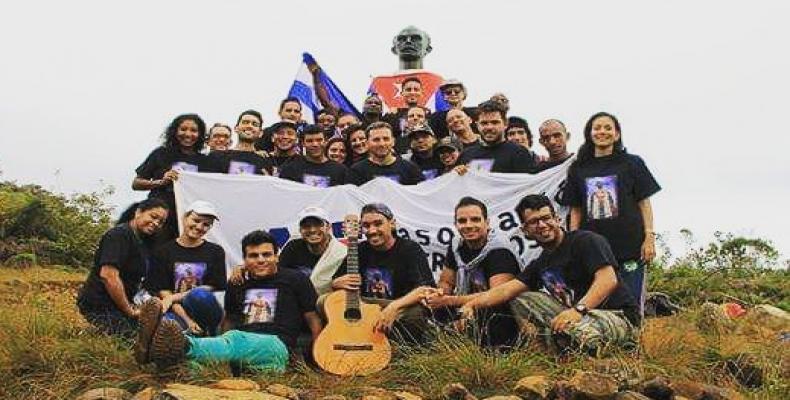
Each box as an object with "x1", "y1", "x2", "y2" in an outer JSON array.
[{"x1": 174, "y1": 157, "x2": 572, "y2": 280}]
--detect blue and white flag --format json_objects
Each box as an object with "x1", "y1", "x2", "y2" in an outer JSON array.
[{"x1": 287, "y1": 52, "x2": 360, "y2": 123}]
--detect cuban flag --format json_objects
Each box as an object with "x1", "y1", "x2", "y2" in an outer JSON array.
[
  {"x1": 368, "y1": 70, "x2": 450, "y2": 113},
  {"x1": 287, "y1": 52, "x2": 361, "y2": 123}
]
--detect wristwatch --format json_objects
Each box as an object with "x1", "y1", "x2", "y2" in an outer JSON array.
[{"x1": 574, "y1": 303, "x2": 589, "y2": 315}]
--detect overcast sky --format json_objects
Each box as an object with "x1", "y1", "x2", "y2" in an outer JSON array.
[{"x1": 1, "y1": 1, "x2": 788, "y2": 261}]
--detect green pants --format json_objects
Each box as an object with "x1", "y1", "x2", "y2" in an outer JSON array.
[
  {"x1": 187, "y1": 330, "x2": 288, "y2": 372},
  {"x1": 508, "y1": 292, "x2": 638, "y2": 356}
]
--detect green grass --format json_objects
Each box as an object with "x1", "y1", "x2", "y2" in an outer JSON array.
[{"x1": 0, "y1": 266, "x2": 788, "y2": 399}]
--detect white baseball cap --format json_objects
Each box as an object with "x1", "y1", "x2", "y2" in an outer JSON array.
[
  {"x1": 297, "y1": 206, "x2": 329, "y2": 225},
  {"x1": 185, "y1": 200, "x2": 219, "y2": 220}
]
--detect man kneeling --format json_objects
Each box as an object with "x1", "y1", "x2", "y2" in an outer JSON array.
[
  {"x1": 460, "y1": 194, "x2": 640, "y2": 356},
  {"x1": 137, "y1": 230, "x2": 322, "y2": 371}
]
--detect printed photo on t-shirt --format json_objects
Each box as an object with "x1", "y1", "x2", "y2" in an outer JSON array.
[
  {"x1": 172, "y1": 162, "x2": 198, "y2": 172},
  {"x1": 229, "y1": 160, "x2": 256, "y2": 175},
  {"x1": 422, "y1": 169, "x2": 438, "y2": 180},
  {"x1": 303, "y1": 174, "x2": 330, "y2": 188},
  {"x1": 468, "y1": 159, "x2": 494, "y2": 172},
  {"x1": 470, "y1": 269, "x2": 488, "y2": 292},
  {"x1": 173, "y1": 262, "x2": 206, "y2": 292},
  {"x1": 539, "y1": 268, "x2": 575, "y2": 308},
  {"x1": 364, "y1": 267, "x2": 393, "y2": 299},
  {"x1": 585, "y1": 175, "x2": 619, "y2": 220},
  {"x1": 375, "y1": 174, "x2": 401, "y2": 183},
  {"x1": 243, "y1": 288, "x2": 278, "y2": 324}
]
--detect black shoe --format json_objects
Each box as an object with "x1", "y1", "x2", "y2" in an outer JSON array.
[{"x1": 135, "y1": 298, "x2": 163, "y2": 365}]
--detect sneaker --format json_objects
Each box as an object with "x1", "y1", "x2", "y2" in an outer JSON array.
[
  {"x1": 150, "y1": 319, "x2": 188, "y2": 369},
  {"x1": 134, "y1": 298, "x2": 164, "y2": 364}
]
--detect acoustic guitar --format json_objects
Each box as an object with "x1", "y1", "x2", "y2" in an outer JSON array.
[{"x1": 313, "y1": 214, "x2": 392, "y2": 375}]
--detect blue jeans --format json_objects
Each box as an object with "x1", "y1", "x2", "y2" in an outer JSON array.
[
  {"x1": 619, "y1": 259, "x2": 646, "y2": 317},
  {"x1": 187, "y1": 330, "x2": 288, "y2": 372},
  {"x1": 163, "y1": 288, "x2": 223, "y2": 336}
]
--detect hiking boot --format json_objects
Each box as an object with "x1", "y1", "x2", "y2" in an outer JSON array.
[
  {"x1": 150, "y1": 319, "x2": 188, "y2": 369},
  {"x1": 134, "y1": 298, "x2": 163, "y2": 365}
]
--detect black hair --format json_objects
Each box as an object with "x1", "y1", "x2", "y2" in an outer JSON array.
[
  {"x1": 402, "y1": 76, "x2": 423, "y2": 88},
  {"x1": 454, "y1": 196, "x2": 488, "y2": 220},
  {"x1": 514, "y1": 194, "x2": 555, "y2": 224},
  {"x1": 117, "y1": 198, "x2": 169, "y2": 224},
  {"x1": 476, "y1": 100, "x2": 508, "y2": 121},
  {"x1": 574, "y1": 111, "x2": 626, "y2": 166},
  {"x1": 162, "y1": 114, "x2": 207, "y2": 152},
  {"x1": 236, "y1": 109, "x2": 263, "y2": 127},
  {"x1": 506, "y1": 116, "x2": 533, "y2": 146},
  {"x1": 209, "y1": 123, "x2": 232, "y2": 136},
  {"x1": 301, "y1": 124, "x2": 325, "y2": 138},
  {"x1": 278, "y1": 97, "x2": 302, "y2": 112},
  {"x1": 316, "y1": 108, "x2": 337, "y2": 118},
  {"x1": 241, "y1": 229, "x2": 279, "y2": 257},
  {"x1": 365, "y1": 121, "x2": 394, "y2": 138}
]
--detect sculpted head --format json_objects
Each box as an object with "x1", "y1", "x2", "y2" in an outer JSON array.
[{"x1": 391, "y1": 26, "x2": 432, "y2": 62}]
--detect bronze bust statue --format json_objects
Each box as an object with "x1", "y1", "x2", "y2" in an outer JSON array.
[{"x1": 391, "y1": 26, "x2": 432, "y2": 70}]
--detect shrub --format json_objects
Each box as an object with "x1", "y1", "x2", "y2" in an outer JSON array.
[{"x1": 0, "y1": 181, "x2": 114, "y2": 267}]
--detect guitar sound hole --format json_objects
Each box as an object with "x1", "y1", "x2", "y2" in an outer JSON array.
[{"x1": 344, "y1": 308, "x2": 362, "y2": 321}]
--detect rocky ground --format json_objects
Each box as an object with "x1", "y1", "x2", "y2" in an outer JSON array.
[{"x1": 1, "y1": 267, "x2": 787, "y2": 400}]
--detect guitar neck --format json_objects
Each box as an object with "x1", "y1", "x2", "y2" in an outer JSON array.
[{"x1": 346, "y1": 236, "x2": 361, "y2": 309}]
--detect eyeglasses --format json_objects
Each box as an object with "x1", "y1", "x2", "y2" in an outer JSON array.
[{"x1": 523, "y1": 214, "x2": 555, "y2": 228}]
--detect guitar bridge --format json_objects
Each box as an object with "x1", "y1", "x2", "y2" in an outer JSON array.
[{"x1": 333, "y1": 344, "x2": 374, "y2": 351}]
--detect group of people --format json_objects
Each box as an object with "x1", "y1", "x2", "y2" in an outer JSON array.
[{"x1": 76, "y1": 79, "x2": 661, "y2": 374}]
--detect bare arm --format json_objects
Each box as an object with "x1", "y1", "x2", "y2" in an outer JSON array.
[
  {"x1": 462, "y1": 279, "x2": 528, "y2": 314},
  {"x1": 577, "y1": 266, "x2": 618, "y2": 309},
  {"x1": 638, "y1": 198, "x2": 656, "y2": 263},
  {"x1": 307, "y1": 62, "x2": 338, "y2": 116},
  {"x1": 98, "y1": 265, "x2": 138, "y2": 318},
  {"x1": 132, "y1": 177, "x2": 164, "y2": 191},
  {"x1": 303, "y1": 311, "x2": 323, "y2": 341},
  {"x1": 569, "y1": 206, "x2": 582, "y2": 230}
]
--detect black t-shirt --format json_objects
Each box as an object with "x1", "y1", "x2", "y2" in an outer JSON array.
[
  {"x1": 458, "y1": 140, "x2": 536, "y2": 173},
  {"x1": 135, "y1": 146, "x2": 208, "y2": 199},
  {"x1": 516, "y1": 230, "x2": 640, "y2": 326},
  {"x1": 278, "y1": 239, "x2": 321, "y2": 277},
  {"x1": 78, "y1": 224, "x2": 150, "y2": 310},
  {"x1": 446, "y1": 245, "x2": 521, "y2": 346},
  {"x1": 382, "y1": 109, "x2": 412, "y2": 154},
  {"x1": 205, "y1": 150, "x2": 271, "y2": 175},
  {"x1": 279, "y1": 158, "x2": 351, "y2": 187},
  {"x1": 144, "y1": 240, "x2": 227, "y2": 294},
  {"x1": 408, "y1": 151, "x2": 444, "y2": 181},
  {"x1": 428, "y1": 106, "x2": 479, "y2": 140},
  {"x1": 350, "y1": 158, "x2": 425, "y2": 185},
  {"x1": 561, "y1": 153, "x2": 661, "y2": 261},
  {"x1": 269, "y1": 153, "x2": 302, "y2": 177},
  {"x1": 333, "y1": 238, "x2": 435, "y2": 299},
  {"x1": 224, "y1": 268, "x2": 318, "y2": 349}
]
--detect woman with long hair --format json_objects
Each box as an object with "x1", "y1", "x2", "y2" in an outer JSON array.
[
  {"x1": 76, "y1": 198, "x2": 169, "y2": 336},
  {"x1": 132, "y1": 114, "x2": 208, "y2": 241},
  {"x1": 561, "y1": 112, "x2": 661, "y2": 316}
]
